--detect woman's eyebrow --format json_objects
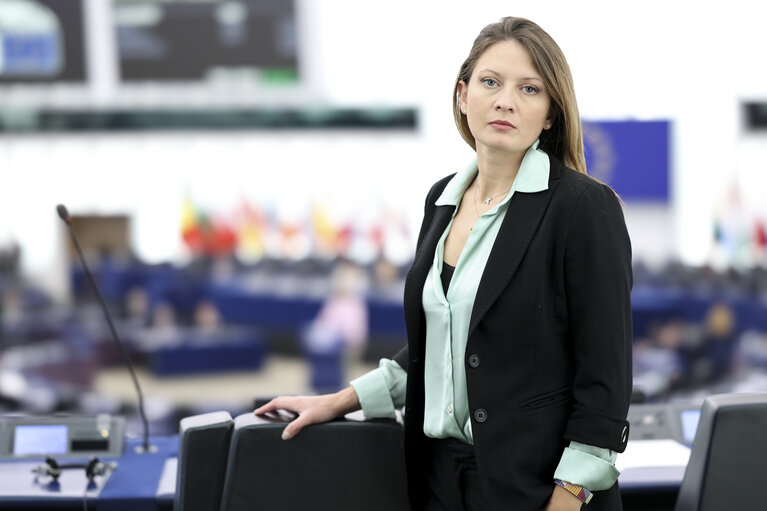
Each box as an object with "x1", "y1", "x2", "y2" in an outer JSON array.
[{"x1": 477, "y1": 69, "x2": 543, "y2": 83}]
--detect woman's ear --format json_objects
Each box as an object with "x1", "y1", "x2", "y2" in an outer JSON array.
[
  {"x1": 457, "y1": 81, "x2": 468, "y2": 115},
  {"x1": 545, "y1": 104, "x2": 561, "y2": 129}
]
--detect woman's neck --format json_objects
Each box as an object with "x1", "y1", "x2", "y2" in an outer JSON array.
[{"x1": 474, "y1": 146, "x2": 526, "y2": 199}]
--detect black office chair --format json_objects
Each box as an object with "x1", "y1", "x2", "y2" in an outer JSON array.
[
  {"x1": 219, "y1": 412, "x2": 410, "y2": 511},
  {"x1": 174, "y1": 411, "x2": 234, "y2": 511},
  {"x1": 674, "y1": 392, "x2": 767, "y2": 511}
]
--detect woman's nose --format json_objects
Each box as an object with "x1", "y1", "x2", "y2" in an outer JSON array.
[{"x1": 494, "y1": 95, "x2": 515, "y2": 112}]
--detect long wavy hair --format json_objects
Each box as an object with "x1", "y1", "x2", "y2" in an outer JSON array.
[{"x1": 453, "y1": 17, "x2": 587, "y2": 174}]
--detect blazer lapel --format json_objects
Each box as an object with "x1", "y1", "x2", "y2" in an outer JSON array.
[
  {"x1": 403, "y1": 204, "x2": 454, "y2": 353},
  {"x1": 468, "y1": 178, "x2": 560, "y2": 338}
]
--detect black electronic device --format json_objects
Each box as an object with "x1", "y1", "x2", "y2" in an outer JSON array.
[
  {"x1": 627, "y1": 403, "x2": 702, "y2": 444},
  {"x1": 0, "y1": 415, "x2": 125, "y2": 459}
]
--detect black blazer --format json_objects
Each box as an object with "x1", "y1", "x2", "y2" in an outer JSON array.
[{"x1": 392, "y1": 153, "x2": 633, "y2": 511}]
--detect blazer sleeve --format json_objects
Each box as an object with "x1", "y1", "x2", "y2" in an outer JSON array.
[{"x1": 563, "y1": 181, "x2": 633, "y2": 453}]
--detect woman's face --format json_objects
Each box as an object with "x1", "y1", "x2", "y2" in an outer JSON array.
[{"x1": 458, "y1": 40, "x2": 552, "y2": 158}]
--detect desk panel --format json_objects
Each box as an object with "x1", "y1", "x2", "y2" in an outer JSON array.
[
  {"x1": 0, "y1": 436, "x2": 177, "y2": 511},
  {"x1": 1, "y1": 433, "x2": 686, "y2": 510}
]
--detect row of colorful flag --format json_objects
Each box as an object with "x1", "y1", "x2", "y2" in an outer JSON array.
[
  {"x1": 712, "y1": 214, "x2": 767, "y2": 268},
  {"x1": 180, "y1": 197, "x2": 412, "y2": 263}
]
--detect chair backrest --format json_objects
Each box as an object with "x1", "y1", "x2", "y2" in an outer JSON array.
[
  {"x1": 175, "y1": 411, "x2": 234, "y2": 511},
  {"x1": 674, "y1": 392, "x2": 767, "y2": 511},
  {"x1": 219, "y1": 412, "x2": 410, "y2": 511}
]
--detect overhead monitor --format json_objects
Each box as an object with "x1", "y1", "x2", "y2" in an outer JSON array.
[
  {"x1": 0, "y1": 0, "x2": 87, "y2": 83},
  {"x1": 114, "y1": 0, "x2": 299, "y2": 85}
]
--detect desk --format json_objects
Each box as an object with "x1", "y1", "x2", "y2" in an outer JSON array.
[
  {"x1": 618, "y1": 439, "x2": 690, "y2": 490},
  {"x1": 0, "y1": 436, "x2": 177, "y2": 511},
  {"x1": 158, "y1": 445, "x2": 688, "y2": 511},
  {"x1": 616, "y1": 439, "x2": 690, "y2": 511},
  {"x1": 0, "y1": 435, "x2": 687, "y2": 510}
]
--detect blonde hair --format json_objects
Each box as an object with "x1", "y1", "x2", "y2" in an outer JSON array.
[{"x1": 453, "y1": 17, "x2": 587, "y2": 174}]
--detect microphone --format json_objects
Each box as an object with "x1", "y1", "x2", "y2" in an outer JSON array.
[{"x1": 57, "y1": 204, "x2": 154, "y2": 454}]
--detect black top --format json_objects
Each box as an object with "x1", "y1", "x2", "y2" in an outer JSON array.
[{"x1": 441, "y1": 261, "x2": 455, "y2": 296}]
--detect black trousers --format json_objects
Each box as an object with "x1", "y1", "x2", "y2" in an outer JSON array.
[{"x1": 424, "y1": 437, "x2": 492, "y2": 511}]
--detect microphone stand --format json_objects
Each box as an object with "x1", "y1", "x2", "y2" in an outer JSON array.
[{"x1": 57, "y1": 205, "x2": 155, "y2": 454}]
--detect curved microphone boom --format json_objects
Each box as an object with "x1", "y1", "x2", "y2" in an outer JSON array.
[{"x1": 57, "y1": 204, "x2": 153, "y2": 453}]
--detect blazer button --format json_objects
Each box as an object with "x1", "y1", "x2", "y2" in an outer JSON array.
[
  {"x1": 473, "y1": 409, "x2": 488, "y2": 423},
  {"x1": 621, "y1": 425, "x2": 629, "y2": 444},
  {"x1": 468, "y1": 354, "x2": 480, "y2": 368}
]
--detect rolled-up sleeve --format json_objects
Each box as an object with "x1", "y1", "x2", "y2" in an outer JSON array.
[
  {"x1": 554, "y1": 441, "x2": 620, "y2": 491},
  {"x1": 563, "y1": 182, "x2": 633, "y2": 453},
  {"x1": 350, "y1": 358, "x2": 407, "y2": 419}
]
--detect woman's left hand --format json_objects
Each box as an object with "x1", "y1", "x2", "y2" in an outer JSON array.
[{"x1": 543, "y1": 484, "x2": 584, "y2": 510}]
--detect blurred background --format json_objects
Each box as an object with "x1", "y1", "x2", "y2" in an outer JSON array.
[{"x1": 1, "y1": 0, "x2": 766, "y2": 438}]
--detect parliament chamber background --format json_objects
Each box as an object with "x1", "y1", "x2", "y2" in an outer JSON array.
[{"x1": 1, "y1": 0, "x2": 767, "y2": 509}]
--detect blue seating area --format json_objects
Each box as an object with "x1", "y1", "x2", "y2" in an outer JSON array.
[
  {"x1": 3, "y1": 256, "x2": 765, "y2": 420},
  {"x1": 148, "y1": 328, "x2": 267, "y2": 377},
  {"x1": 70, "y1": 257, "x2": 767, "y2": 344}
]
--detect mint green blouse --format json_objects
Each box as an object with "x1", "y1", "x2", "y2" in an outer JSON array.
[{"x1": 351, "y1": 140, "x2": 620, "y2": 492}]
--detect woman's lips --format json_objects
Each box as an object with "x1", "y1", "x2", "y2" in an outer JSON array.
[{"x1": 490, "y1": 121, "x2": 515, "y2": 130}]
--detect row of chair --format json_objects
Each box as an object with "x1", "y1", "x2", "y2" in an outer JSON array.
[
  {"x1": 174, "y1": 392, "x2": 767, "y2": 510},
  {"x1": 174, "y1": 409, "x2": 410, "y2": 511}
]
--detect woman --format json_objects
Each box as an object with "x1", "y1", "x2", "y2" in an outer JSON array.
[{"x1": 256, "y1": 17, "x2": 632, "y2": 511}]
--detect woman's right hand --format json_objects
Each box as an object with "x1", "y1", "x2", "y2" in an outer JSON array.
[{"x1": 253, "y1": 386, "x2": 361, "y2": 440}]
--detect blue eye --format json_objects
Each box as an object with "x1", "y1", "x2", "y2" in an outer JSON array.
[
  {"x1": 481, "y1": 78, "x2": 499, "y2": 87},
  {"x1": 522, "y1": 85, "x2": 539, "y2": 94}
]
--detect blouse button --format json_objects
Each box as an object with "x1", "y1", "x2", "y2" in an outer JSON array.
[
  {"x1": 473, "y1": 409, "x2": 488, "y2": 423},
  {"x1": 468, "y1": 354, "x2": 480, "y2": 368}
]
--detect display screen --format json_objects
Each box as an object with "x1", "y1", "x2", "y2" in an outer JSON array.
[
  {"x1": 0, "y1": 0, "x2": 87, "y2": 83},
  {"x1": 114, "y1": 0, "x2": 298, "y2": 83},
  {"x1": 680, "y1": 409, "x2": 701, "y2": 444},
  {"x1": 13, "y1": 425, "x2": 69, "y2": 456}
]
